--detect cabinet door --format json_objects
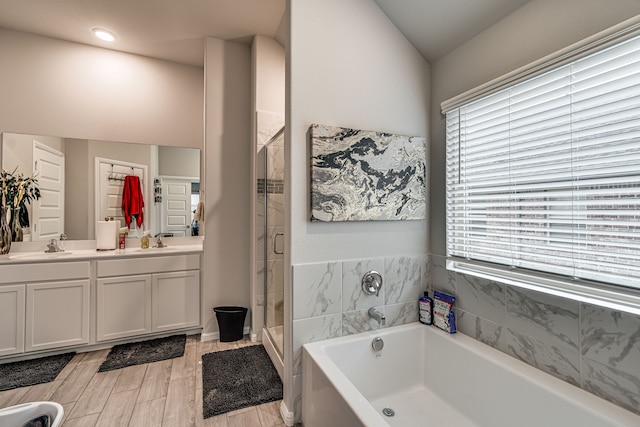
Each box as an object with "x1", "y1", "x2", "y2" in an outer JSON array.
[
  {"x1": 152, "y1": 270, "x2": 200, "y2": 332},
  {"x1": 97, "y1": 275, "x2": 152, "y2": 342},
  {"x1": 0, "y1": 285, "x2": 25, "y2": 356},
  {"x1": 25, "y1": 280, "x2": 90, "y2": 352}
]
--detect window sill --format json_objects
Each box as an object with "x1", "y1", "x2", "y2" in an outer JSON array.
[{"x1": 447, "y1": 258, "x2": 640, "y2": 316}]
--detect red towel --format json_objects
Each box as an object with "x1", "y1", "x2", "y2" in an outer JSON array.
[{"x1": 122, "y1": 175, "x2": 144, "y2": 228}]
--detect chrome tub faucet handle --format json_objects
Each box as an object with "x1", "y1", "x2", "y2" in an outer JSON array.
[{"x1": 362, "y1": 271, "x2": 383, "y2": 297}]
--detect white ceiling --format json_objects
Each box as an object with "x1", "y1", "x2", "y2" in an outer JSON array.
[
  {"x1": 373, "y1": 0, "x2": 532, "y2": 62},
  {"x1": 0, "y1": 0, "x2": 531, "y2": 66},
  {"x1": 0, "y1": 0, "x2": 287, "y2": 67}
]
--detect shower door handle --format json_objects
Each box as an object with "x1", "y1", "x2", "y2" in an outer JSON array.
[{"x1": 273, "y1": 233, "x2": 284, "y2": 255}]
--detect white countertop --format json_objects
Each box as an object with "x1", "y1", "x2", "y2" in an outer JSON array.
[{"x1": 0, "y1": 237, "x2": 203, "y2": 264}]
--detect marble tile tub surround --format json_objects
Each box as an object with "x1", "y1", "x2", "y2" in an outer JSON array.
[
  {"x1": 290, "y1": 253, "x2": 428, "y2": 423},
  {"x1": 430, "y1": 254, "x2": 640, "y2": 415},
  {"x1": 292, "y1": 254, "x2": 429, "y2": 375}
]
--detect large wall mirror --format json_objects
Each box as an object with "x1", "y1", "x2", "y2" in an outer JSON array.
[{"x1": 1, "y1": 132, "x2": 201, "y2": 242}]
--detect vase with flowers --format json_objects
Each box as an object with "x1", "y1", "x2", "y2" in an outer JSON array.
[{"x1": 0, "y1": 168, "x2": 41, "y2": 254}]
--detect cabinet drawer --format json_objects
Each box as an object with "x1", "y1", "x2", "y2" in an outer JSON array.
[
  {"x1": 96, "y1": 254, "x2": 200, "y2": 277},
  {"x1": 0, "y1": 262, "x2": 90, "y2": 284}
]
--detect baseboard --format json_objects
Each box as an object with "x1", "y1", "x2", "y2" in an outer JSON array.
[
  {"x1": 0, "y1": 327, "x2": 203, "y2": 364},
  {"x1": 280, "y1": 400, "x2": 295, "y2": 426},
  {"x1": 201, "y1": 326, "x2": 251, "y2": 342},
  {"x1": 251, "y1": 325, "x2": 263, "y2": 342},
  {"x1": 262, "y1": 327, "x2": 284, "y2": 381}
]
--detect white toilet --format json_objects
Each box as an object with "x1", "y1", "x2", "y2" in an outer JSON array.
[{"x1": 0, "y1": 401, "x2": 64, "y2": 427}]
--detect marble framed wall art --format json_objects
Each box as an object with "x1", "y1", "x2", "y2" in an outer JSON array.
[{"x1": 310, "y1": 124, "x2": 426, "y2": 222}]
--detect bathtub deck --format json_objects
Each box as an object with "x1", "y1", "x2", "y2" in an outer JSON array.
[{"x1": 369, "y1": 385, "x2": 476, "y2": 427}]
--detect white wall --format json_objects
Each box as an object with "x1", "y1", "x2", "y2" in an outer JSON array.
[
  {"x1": 253, "y1": 36, "x2": 286, "y2": 114},
  {"x1": 429, "y1": 0, "x2": 640, "y2": 255},
  {"x1": 64, "y1": 139, "x2": 89, "y2": 240},
  {"x1": 158, "y1": 146, "x2": 200, "y2": 177},
  {"x1": 203, "y1": 37, "x2": 252, "y2": 338},
  {"x1": 287, "y1": 0, "x2": 430, "y2": 420},
  {"x1": 0, "y1": 28, "x2": 203, "y2": 148},
  {"x1": 288, "y1": 0, "x2": 430, "y2": 266}
]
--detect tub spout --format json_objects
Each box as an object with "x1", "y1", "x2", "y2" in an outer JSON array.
[{"x1": 368, "y1": 307, "x2": 385, "y2": 326}]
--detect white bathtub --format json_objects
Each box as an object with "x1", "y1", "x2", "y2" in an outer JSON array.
[{"x1": 302, "y1": 323, "x2": 640, "y2": 427}]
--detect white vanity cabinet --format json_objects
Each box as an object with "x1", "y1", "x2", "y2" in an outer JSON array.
[
  {"x1": 96, "y1": 254, "x2": 200, "y2": 342},
  {"x1": 0, "y1": 261, "x2": 91, "y2": 355},
  {"x1": 0, "y1": 249, "x2": 201, "y2": 360},
  {"x1": 152, "y1": 270, "x2": 200, "y2": 332},
  {"x1": 96, "y1": 275, "x2": 152, "y2": 341},
  {"x1": 0, "y1": 285, "x2": 26, "y2": 356},
  {"x1": 25, "y1": 279, "x2": 90, "y2": 352}
]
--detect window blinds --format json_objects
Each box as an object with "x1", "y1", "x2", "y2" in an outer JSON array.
[{"x1": 446, "y1": 33, "x2": 640, "y2": 290}]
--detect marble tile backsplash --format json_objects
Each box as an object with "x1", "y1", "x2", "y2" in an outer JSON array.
[
  {"x1": 292, "y1": 254, "x2": 428, "y2": 376},
  {"x1": 430, "y1": 254, "x2": 640, "y2": 415}
]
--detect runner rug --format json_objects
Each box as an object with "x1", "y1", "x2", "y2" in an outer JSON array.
[{"x1": 202, "y1": 345, "x2": 283, "y2": 418}]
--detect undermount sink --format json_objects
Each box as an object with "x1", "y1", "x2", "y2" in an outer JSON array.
[
  {"x1": 133, "y1": 247, "x2": 177, "y2": 253},
  {"x1": 9, "y1": 251, "x2": 73, "y2": 260}
]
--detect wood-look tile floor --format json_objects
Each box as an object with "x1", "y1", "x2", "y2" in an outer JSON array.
[{"x1": 0, "y1": 335, "x2": 286, "y2": 427}]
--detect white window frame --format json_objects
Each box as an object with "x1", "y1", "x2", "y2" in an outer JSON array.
[{"x1": 442, "y1": 15, "x2": 640, "y2": 316}]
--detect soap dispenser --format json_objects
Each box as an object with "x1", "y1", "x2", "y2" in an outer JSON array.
[{"x1": 141, "y1": 230, "x2": 151, "y2": 249}]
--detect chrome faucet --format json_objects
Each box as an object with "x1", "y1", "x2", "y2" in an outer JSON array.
[
  {"x1": 368, "y1": 307, "x2": 386, "y2": 326},
  {"x1": 45, "y1": 238, "x2": 64, "y2": 253},
  {"x1": 153, "y1": 234, "x2": 167, "y2": 248}
]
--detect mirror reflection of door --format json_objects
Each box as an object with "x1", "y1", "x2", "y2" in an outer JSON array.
[
  {"x1": 3, "y1": 133, "x2": 201, "y2": 240},
  {"x1": 32, "y1": 142, "x2": 65, "y2": 241},
  {"x1": 96, "y1": 158, "x2": 147, "y2": 233},
  {"x1": 161, "y1": 178, "x2": 195, "y2": 237}
]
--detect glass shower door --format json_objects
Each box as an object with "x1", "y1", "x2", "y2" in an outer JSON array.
[{"x1": 264, "y1": 128, "x2": 285, "y2": 357}]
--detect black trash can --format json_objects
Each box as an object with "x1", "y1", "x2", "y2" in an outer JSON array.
[{"x1": 214, "y1": 306, "x2": 248, "y2": 342}]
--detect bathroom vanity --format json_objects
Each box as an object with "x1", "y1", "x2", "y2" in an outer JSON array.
[{"x1": 0, "y1": 243, "x2": 202, "y2": 359}]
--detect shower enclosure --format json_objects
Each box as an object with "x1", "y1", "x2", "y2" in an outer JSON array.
[{"x1": 262, "y1": 127, "x2": 285, "y2": 358}]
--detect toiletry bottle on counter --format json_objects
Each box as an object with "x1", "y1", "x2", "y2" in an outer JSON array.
[
  {"x1": 141, "y1": 231, "x2": 150, "y2": 249},
  {"x1": 118, "y1": 228, "x2": 128, "y2": 249},
  {"x1": 114, "y1": 218, "x2": 121, "y2": 247},
  {"x1": 419, "y1": 292, "x2": 433, "y2": 325}
]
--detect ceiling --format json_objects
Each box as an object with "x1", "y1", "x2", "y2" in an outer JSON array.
[
  {"x1": 373, "y1": 0, "x2": 531, "y2": 62},
  {"x1": 0, "y1": 0, "x2": 530, "y2": 66},
  {"x1": 0, "y1": 0, "x2": 287, "y2": 67}
]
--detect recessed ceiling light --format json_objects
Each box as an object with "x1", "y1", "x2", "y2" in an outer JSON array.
[{"x1": 92, "y1": 28, "x2": 117, "y2": 42}]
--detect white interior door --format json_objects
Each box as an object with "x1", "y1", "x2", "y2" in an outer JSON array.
[
  {"x1": 96, "y1": 158, "x2": 147, "y2": 233},
  {"x1": 32, "y1": 142, "x2": 65, "y2": 241},
  {"x1": 161, "y1": 178, "x2": 192, "y2": 237}
]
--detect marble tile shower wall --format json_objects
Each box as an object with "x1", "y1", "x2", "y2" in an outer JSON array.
[
  {"x1": 291, "y1": 254, "x2": 429, "y2": 419},
  {"x1": 430, "y1": 254, "x2": 640, "y2": 415}
]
